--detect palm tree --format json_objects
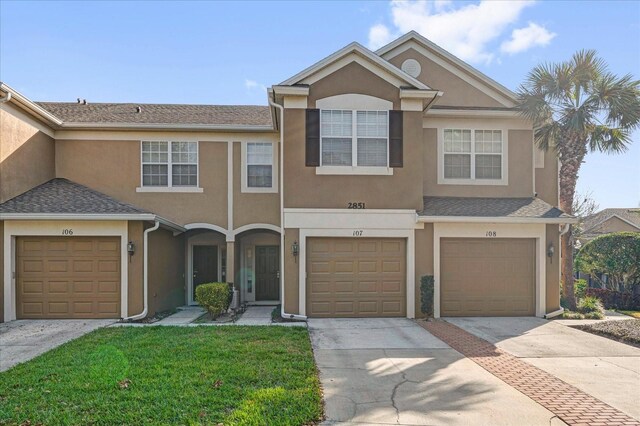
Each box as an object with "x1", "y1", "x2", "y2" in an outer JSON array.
[{"x1": 518, "y1": 50, "x2": 640, "y2": 309}]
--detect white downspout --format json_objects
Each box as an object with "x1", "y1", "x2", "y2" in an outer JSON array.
[
  {"x1": 124, "y1": 220, "x2": 160, "y2": 321},
  {"x1": 0, "y1": 92, "x2": 12, "y2": 103},
  {"x1": 268, "y1": 92, "x2": 307, "y2": 321}
]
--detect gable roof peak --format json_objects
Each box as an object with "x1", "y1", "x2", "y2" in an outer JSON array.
[
  {"x1": 376, "y1": 31, "x2": 517, "y2": 107},
  {"x1": 278, "y1": 40, "x2": 431, "y2": 90}
]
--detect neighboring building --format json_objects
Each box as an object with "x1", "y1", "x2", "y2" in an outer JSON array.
[
  {"x1": 579, "y1": 208, "x2": 640, "y2": 244},
  {"x1": 0, "y1": 31, "x2": 574, "y2": 323}
]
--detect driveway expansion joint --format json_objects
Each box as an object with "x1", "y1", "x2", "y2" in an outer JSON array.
[{"x1": 419, "y1": 320, "x2": 640, "y2": 426}]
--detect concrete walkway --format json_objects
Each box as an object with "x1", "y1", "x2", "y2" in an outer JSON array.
[
  {"x1": 154, "y1": 306, "x2": 205, "y2": 325},
  {"x1": 447, "y1": 317, "x2": 640, "y2": 421},
  {"x1": 309, "y1": 318, "x2": 564, "y2": 425},
  {"x1": 0, "y1": 319, "x2": 115, "y2": 372}
]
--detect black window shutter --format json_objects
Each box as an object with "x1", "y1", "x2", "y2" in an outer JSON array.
[
  {"x1": 389, "y1": 110, "x2": 403, "y2": 167},
  {"x1": 305, "y1": 109, "x2": 320, "y2": 167}
]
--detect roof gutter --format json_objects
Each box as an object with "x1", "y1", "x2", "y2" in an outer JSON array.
[
  {"x1": 0, "y1": 82, "x2": 63, "y2": 126},
  {"x1": 268, "y1": 90, "x2": 307, "y2": 322},
  {"x1": 417, "y1": 216, "x2": 578, "y2": 224},
  {"x1": 58, "y1": 122, "x2": 275, "y2": 132},
  {"x1": 124, "y1": 220, "x2": 160, "y2": 321},
  {"x1": 0, "y1": 91, "x2": 11, "y2": 103}
]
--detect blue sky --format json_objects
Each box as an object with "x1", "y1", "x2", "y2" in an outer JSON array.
[{"x1": 1, "y1": 1, "x2": 639, "y2": 208}]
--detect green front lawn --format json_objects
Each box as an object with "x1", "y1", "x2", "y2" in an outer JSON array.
[
  {"x1": 618, "y1": 310, "x2": 640, "y2": 319},
  {"x1": 0, "y1": 326, "x2": 322, "y2": 425}
]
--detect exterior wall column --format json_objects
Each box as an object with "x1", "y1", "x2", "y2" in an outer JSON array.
[{"x1": 226, "y1": 241, "x2": 235, "y2": 287}]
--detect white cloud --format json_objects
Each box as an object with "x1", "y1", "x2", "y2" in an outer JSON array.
[
  {"x1": 368, "y1": 24, "x2": 394, "y2": 50},
  {"x1": 367, "y1": 0, "x2": 553, "y2": 64},
  {"x1": 500, "y1": 22, "x2": 556, "y2": 54},
  {"x1": 244, "y1": 79, "x2": 266, "y2": 93}
]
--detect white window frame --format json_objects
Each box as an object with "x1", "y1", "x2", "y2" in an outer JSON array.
[
  {"x1": 137, "y1": 140, "x2": 203, "y2": 193},
  {"x1": 317, "y1": 109, "x2": 393, "y2": 176},
  {"x1": 241, "y1": 141, "x2": 278, "y2": 193},
  {"x1": 438, "y1": 127, "x2": 509, "y2": 186}
]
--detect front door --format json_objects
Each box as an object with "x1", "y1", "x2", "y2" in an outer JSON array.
[
  {"x1": 193, "y1": 245, "x2": 218, "y2": 301},
  {"x1": 255, "y1": 246, "x2": 279, "y2": 301}
]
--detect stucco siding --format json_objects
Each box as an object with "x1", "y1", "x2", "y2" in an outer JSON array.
[
  {"x1": 535, "y1": 148, "x2": 559, "y2": 206},
  {"x1": 422, "y1": 127, "x2": 534, "y2": 197},
  {"x1": 388, "y1": 48, "x2": 504, "y2": 108},
  {"x1": 55, "y1": 139, "x2": 228, "y2": 226},
  {"x1": 283, "y1": 228, "x2": 300, "y2": 315},
  {"x1": 546, "y1": 224, "x2": 561, "y2": 313},
  {"x1": 232, "y1": 142, "x2": 280, "y2": 228},
  {"x1": 0, "y1": 221, "x2": 3, "y2": 323},
  {"x1": 148, "y1": 227, "x2": 185, "y2": 315},
  {"x1": 0, "y1": 107, "x2": 55, "y2": 203}
]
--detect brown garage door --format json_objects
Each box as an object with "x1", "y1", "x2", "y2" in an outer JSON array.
[
  {"x1": 306, "y1": 238, "x2": 406, "y2": 318},
  {"x1": 440, "y1": 238, "x2": 535, "y2": 316},
  {"x1": 16, "y1": 236, "x2": 121, "y2": 319}
]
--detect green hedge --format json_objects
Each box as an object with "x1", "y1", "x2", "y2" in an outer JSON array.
[
  {"x1": 195, "y1": 282, "x2": 231, "y2": 319},
  {"x1": 420, "y1": 275, "x2": 434, "y2": 317}
]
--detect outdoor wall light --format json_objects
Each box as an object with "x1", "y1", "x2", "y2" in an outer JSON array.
[
  {"x1": 291, "y1": 241, "x2": 299, "y2": 257},
  {"x1": 127, "y1": 241, "x2": 136, "y2": 256},
  {"x1": 547, "y1": 243, "x2": 555, "y2": 262}
]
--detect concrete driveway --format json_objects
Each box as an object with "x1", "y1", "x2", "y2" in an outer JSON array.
[
  {"x1": 447, "y1": 317, "x2": 640, "y2": 420},
  {"x1": 309, "y1": 318, "x2": 565, "y2": 425},
  {"x1": 0, "y1": 319, "x2": 115, "y2": 372}
]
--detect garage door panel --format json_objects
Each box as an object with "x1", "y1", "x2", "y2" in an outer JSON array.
[
  {"x1": 441, "y1": 238, "x2": 535, "y2": 317},
  {"x1": 16, "y1": 236, "x2": 121, "y2": 319},
  {"x1": 307, "y1": 238, "x2": 406, "y2": 318}
]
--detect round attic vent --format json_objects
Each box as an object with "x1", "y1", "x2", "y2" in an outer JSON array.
[{"x1": 401, "y1": 58, "x2": 421, "y2": 78}]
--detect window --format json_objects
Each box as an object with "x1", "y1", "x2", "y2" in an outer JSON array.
[
  {"x1": 442, "y1": 129, "x2": 504, "y2": 182},
  {"x1": 247, "y1": 143, "x2": 273, "y2": 188},
  {"x1": 141, "y1": 141, "x2": 198, "y2": 187},
  {"x1": 320, "y1": 109, "x2": 388, "y2": 168}
]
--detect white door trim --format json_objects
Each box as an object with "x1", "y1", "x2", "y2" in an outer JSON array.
[
  {"x1": 3, "y1": 220, "x2": 128, "y2": 322},
  {"x1": 433, "y1": 222, "x2": 546, "y2": 318},
  {"x1": 298, "y1": 228, "x2": 416, "y2": 318}
]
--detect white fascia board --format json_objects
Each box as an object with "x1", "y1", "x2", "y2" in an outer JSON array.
[
  {"x1": 156, "y1": 217, "x2": 187, "y2": 233},
  {"x1": 0, "y1": 213, "x2": 157, "y2": 221},
  {"x1": 426, "y1": 108, "x2": 521, "y2": 118},
  {"x1": 59, "y1": 122, "x2": 275, "y2": 132},
  {"x1": 284, "y1": 208, "x2": 422, "y2": 230},
  {"x1": 400, "y1": 89, "x2": 442, "y2": 99},
  {"x1": 279, "y1": 42, "x2": 430, "y2": 90},
  {"x1": 271, "y1": 86, "x2": 310, "y2": 96},
  {"x1": 376, "y1": 31, "x2": 517, "y2": 106},
  {"x1": 418, "y1": 216, "x2": 578, "y2": 224},
  {"x1": 0, "y1": 82, "x2": 63, "y2": 126}
]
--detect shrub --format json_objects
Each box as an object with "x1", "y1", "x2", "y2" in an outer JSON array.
[
  {"x1": 585, "y1": 288, "x2": 640, "y2": 310},
  {"x1": 195, "y1": 282, "x2": 231, "y2": 319},
  {"x1": 575, "y1": 232, "x2": 640, "y2": 291},
  {"x1": 420, "y1": 275, "x2": 435, "y2": 317},
  {"x1": 574, "y1": 279, "x2": 588, "y2": 300},
  {"x1": 561, "y1": 310, "x2": 585, "y2": 319},
  {"x1": 577, "y1": 296, "x2": 604, "y2": 316}
]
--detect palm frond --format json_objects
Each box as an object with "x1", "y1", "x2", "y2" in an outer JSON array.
[
  {"x1": 533, "y1": 122, "x2": 561, "y2": 152},
  {"x1": 587, "y1": 125, "x2": 631, "y2": 153}
]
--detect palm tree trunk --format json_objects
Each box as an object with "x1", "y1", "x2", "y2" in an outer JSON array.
[{"x1": 558, "y1": 135, "x2": 587, "y2": 310}]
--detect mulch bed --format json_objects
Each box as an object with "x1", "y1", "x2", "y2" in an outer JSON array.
[{"x1": 572, "y1": 319, "x2": 640, "y2": 347}]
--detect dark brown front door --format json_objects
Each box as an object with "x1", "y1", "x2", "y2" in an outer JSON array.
[
  {"x1": 193, "y1": 245, "x2": 218, "y2": 300},
  {"x1": 255, "y1": 246, "x2": 279, "y2": 301}
]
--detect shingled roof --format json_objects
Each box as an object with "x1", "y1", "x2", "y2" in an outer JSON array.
[
  {"x1": 36, "y1": 102, "x2": 273, "y2": 127},
  {"x1": 0, "y1": 179, "x2": 150, "y2": 215},
  {"x1": 582, "y1": 208, "x2": 640, "y2": 235},
  {"x1": 420, "y1": 197, "x2": 572, "y2": 220}
]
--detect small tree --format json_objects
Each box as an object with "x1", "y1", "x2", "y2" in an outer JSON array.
[
  {"x1": 575, "y1": 232, "x2": 640, "y2": 291},
  {"x1": 420, "y1": 275, "x2": 435, "y2": 317},
  {"x1": 572, "y1": 191, "x2": 599, "y2": 244}
]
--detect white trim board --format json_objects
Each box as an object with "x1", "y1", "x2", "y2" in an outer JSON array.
[
  {"x1": 298, "y1": 228, "x2": 416, "y2": 319},
  {"x1": 432, "y1": 222, "x2": 546, "y2": 318},
  {"x1": 284, "y1": 208, "x2": 422, "y2": 230},
  {"x1": 3, "y1": 220, "x2": 129, "y2": 322}
]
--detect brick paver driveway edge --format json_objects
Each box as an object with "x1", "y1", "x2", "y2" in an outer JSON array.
[{"x1": 419, "y1": 320, "x2": 640, "y2": 426}]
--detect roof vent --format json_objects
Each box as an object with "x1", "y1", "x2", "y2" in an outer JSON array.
[
  {"x1": 82, "y1": 99, "x2": 87, "y2": 105},
  {"x1": 77, "y1": 98, "x2": 81, "y2": 104},
  {"x1": 401, "y1": 59, "x2": 422, "y2": 78},
  {"x1": 136, "y1": 106, "x2": 142, "y2": 113}
]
